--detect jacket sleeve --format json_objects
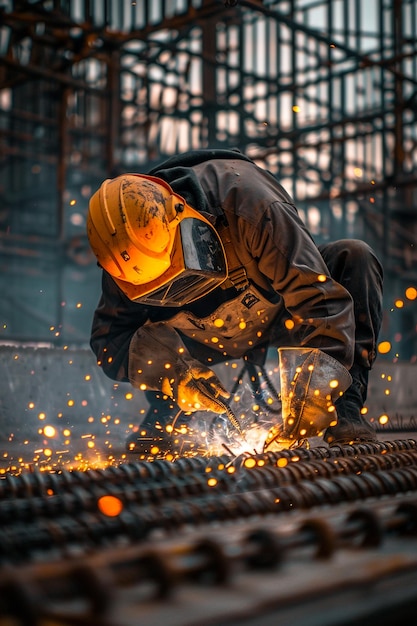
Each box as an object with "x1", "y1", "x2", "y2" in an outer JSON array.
[
  {"x1": 90, "y1": 271, "x2": 149, "y2": 382},
  {"x1": 90, "y1": 271, "x2": 200, "y2": 391},
  {"x1": 242, "y1": 200, "x2": 355, "y2": 369}
]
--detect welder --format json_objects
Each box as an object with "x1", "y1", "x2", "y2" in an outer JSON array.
[{"x1": 87, "y1": 149, "x2": 383, "y2": 454}]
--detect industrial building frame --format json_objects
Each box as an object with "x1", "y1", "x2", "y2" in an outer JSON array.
[{"x1": 0, "y1": 0, "x2": 416, "y2": 351}]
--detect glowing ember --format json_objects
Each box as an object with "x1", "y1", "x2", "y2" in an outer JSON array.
[
  {"x1": 378, "y1": 341, "x2": 391, "y2": 354},
  {"x1": 97, "y1": 495, "x2": 123, "y2": 517}
]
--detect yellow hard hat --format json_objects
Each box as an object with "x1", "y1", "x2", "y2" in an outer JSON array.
[{"x1": 87, "y1": 174, "x2": 228, "y2": 306}]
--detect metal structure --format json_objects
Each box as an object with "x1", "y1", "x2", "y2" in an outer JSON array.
[
  {"x1": 3, "y1": 439, "x2": 417, "y2": 624},
  {"x1": 1, "y1": 0, "x2": 417, "y2": 349}
]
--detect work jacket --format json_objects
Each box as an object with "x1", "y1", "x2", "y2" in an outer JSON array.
[{"x1": 90, "y1": 150, "x2": 355, "y2": 389}]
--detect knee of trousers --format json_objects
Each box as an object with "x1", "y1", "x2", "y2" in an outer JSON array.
[
  {"x1": 320, "y1": 239, "x2": 383, "y2": 279},
  {"x1": 322, "y1": 239, "x2": 374, "y2": 262}
]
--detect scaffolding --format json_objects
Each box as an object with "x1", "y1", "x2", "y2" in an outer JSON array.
[{"x1": 0, "y1": 0, "x2": 416, "y2": 352}]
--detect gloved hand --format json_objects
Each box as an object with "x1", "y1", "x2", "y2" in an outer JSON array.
[
  {"x1": 128, "y1": 322, "x2": 230, "y2": 413},
  {"x1": 174, "y1": 365, "x2": 231, "y2": 413},
  {"x1": 264, "y1": 347, "x2": 352, "y2": 449}
]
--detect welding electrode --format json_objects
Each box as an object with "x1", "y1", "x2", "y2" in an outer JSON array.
[{"x1": 195, "y1": 380, "x2": 247, "y2": 440}]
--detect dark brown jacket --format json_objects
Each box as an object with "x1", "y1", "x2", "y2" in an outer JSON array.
[{"x1": 90, "y1": 151, "x2": 354, "y2": 383}]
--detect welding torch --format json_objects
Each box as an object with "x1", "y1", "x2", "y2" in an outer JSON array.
[{"x1": 194, "y1": 379, "x2": 247, "y2": 441}]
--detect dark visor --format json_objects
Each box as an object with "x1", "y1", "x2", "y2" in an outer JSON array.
[{"x1": 137, "y1": 218, "x2": 227, "y2": 306}]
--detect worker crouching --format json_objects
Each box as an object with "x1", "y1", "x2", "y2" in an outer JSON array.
[{"x1": 87, "y1": 149, "x2": 383, "y2": 455}]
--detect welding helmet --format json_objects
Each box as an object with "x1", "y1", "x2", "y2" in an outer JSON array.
[{"x1": 87, "y1": 174, "x2": 228, "y2": 306}]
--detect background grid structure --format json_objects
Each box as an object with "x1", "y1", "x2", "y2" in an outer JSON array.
[{"x1": 0, "y1": 0, "x2": 416, "y2": 355}]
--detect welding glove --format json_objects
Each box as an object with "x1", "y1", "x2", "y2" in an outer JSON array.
[
  {"x1": 129, "y1": 322, "x2": 230, "y2": 414},
  {"x1": 264, "y1": 347, "x2": 352, "y2": 449},
  {"x1": 174, "y1": 366, "x2": 231, "y2": 413}
]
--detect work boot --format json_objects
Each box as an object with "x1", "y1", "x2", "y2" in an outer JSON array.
[
  {"x1": 126, "y1": 391, "x2": 182, "y2": 456},
  {"x1": 125, "y1": 396, "x2": 201, "y2": 458},
  {"x1": 126, "y1": 420, "x2": 174, "y2": 456},
  {"x1": 323, "y1": 364, "x2": 377, "y2": 446}
]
